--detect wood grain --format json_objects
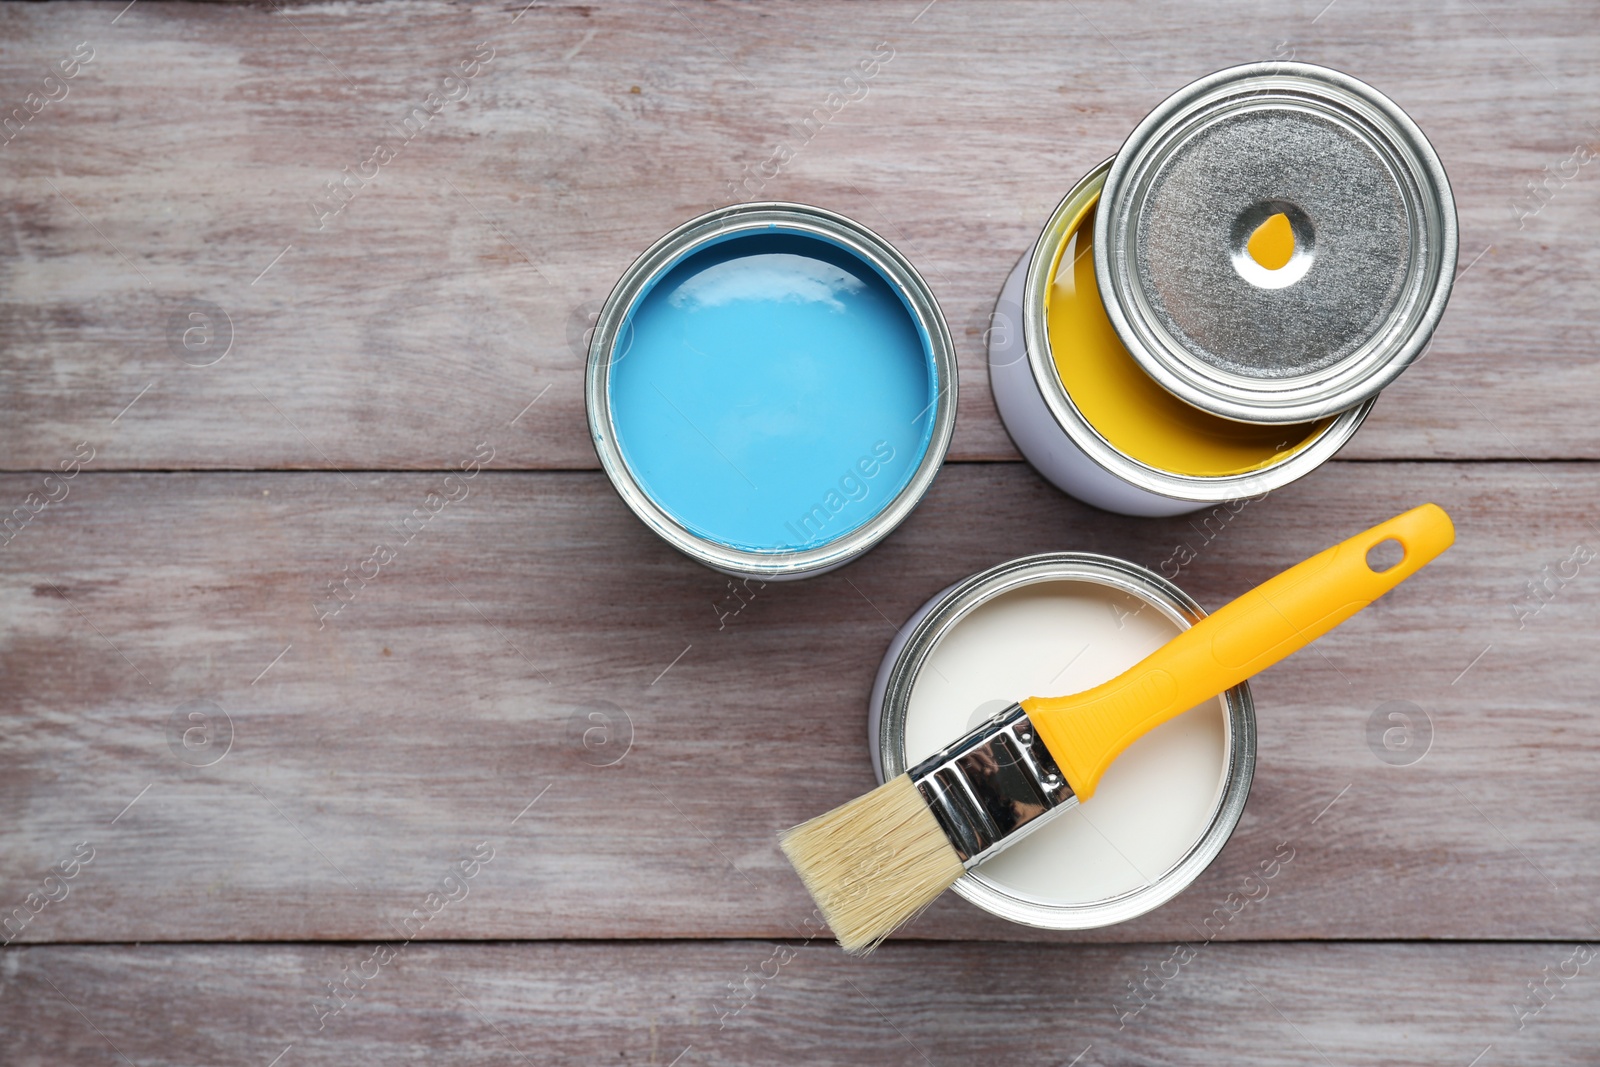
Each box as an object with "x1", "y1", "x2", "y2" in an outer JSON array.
[
  {"x1": 3, "y1": 4, "x2": 1598, "y2": 1062},
  {"x1": 0, "y1": 0, "x2": 1596, "y2": 469},
  {"x1": 3, "y1": 462, "x2": 1596, "y2": 943},
  {"x1": 5, "y1": 940, "x2": 1598, "y2": 1066}
]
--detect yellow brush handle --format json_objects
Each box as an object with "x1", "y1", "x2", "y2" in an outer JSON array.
[{"x1": 1024, "y1": 504, "x2": 1455, "y2": 801}]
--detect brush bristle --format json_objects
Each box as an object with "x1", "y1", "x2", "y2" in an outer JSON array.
[{"x1": 779, "y1": 774, "x2": 965, "y2": 954}]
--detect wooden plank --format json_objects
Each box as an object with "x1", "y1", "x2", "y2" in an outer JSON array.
[
  {"x1": 2, "y1": 462, "x2": 1596, "y2": 943},
  {"x1": 0, "y1": 0, "x2": 1595, "y2": 469},
  {"x1": 5, "y1": 940, "x2": 1597, "y2": 1065}
]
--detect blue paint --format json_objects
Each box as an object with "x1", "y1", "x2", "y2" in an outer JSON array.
[{"x1": 608, "y1": 231, "x2": 936, "y2": 552}]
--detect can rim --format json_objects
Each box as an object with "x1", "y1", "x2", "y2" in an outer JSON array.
[
  {"x1": 876, "y1": 552, "x2": 1256, "y2": 930},
  {"x1": 1023, "y1": 159, "x2": 1375, "y2": 504},
  {"x1": 585, "y1": 203, "x2": 958, "y2": 579},
  {"x1": 1093, "y1": 62, "x2": 1458, "y2": 423}
]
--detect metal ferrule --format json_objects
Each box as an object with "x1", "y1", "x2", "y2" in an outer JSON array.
[{"x1": 908, "y1": 704, "x2": 1077, "y2": 867}]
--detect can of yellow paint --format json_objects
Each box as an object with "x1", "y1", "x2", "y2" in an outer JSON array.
[
  {"x1": 990, "y1": 63, "x2": 1456, "y2": 516},
  {"x1": 869, "y1": 553, "x2": 1255, "y2": 929}
]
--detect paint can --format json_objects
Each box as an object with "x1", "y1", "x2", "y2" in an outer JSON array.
[
  {"x1": 870, "y1": 553, "x2": 1254, "y2": 930},
  {"x1": 588, "y1": 203, "x2": 957, "y2": 579},
  {"x1": 991, "y1": 62, "x2": 1456, "y2": 516}
]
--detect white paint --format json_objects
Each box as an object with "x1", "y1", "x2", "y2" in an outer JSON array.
[{"x1": 902, "y1": 580, "x2": 1230, "y2": 906}]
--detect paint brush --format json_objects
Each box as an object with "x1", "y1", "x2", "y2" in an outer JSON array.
[{"x1": 780, "y1": 503, "x2": 1455, "y2": 953}]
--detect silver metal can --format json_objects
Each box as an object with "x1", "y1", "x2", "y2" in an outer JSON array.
[
  {"x1": 587, "y1": 203, "x2": 957, "y2": 579},
  {"x1": 869, "y1": 553, "x2": 1255, "y2": 931}
]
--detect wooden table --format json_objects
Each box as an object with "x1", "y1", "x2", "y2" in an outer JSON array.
[{"x1": 2, "y1": 2, "x2": 1596, "y2": 1063}]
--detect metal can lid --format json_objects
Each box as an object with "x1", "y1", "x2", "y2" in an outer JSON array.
[{"x1": 1093, "y1": 62, "x2": 1457, "y2": 423}]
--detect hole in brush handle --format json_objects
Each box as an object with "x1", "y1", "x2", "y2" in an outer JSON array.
[{"x1": 1365, "y1": 537, "x2": 1405, "y2": 574}]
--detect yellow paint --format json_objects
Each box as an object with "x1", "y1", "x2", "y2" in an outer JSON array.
[
  {"x1": 1247, "y1": 212, "x2": 1295, "y2": 270},
  {"x1": 1046, "y1": 197, "x2": 1332, "y2": 476}
]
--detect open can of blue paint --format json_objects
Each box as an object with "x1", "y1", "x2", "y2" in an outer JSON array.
[{"x1": 587, "y1": 203, "x2": 957, "y2": 579}]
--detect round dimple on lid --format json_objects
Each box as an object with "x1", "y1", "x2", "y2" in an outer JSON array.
[{"x1": 1094, "y1": 62, "x2": 1457, "y2": 424}]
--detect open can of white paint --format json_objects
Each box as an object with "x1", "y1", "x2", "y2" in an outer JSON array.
[
  {"x1": 870, "y1": 553, "x2": 1254, "y2": 929},
  {"x1": 990, "y1": 62, "x2": 1456, "y2": 516}
]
